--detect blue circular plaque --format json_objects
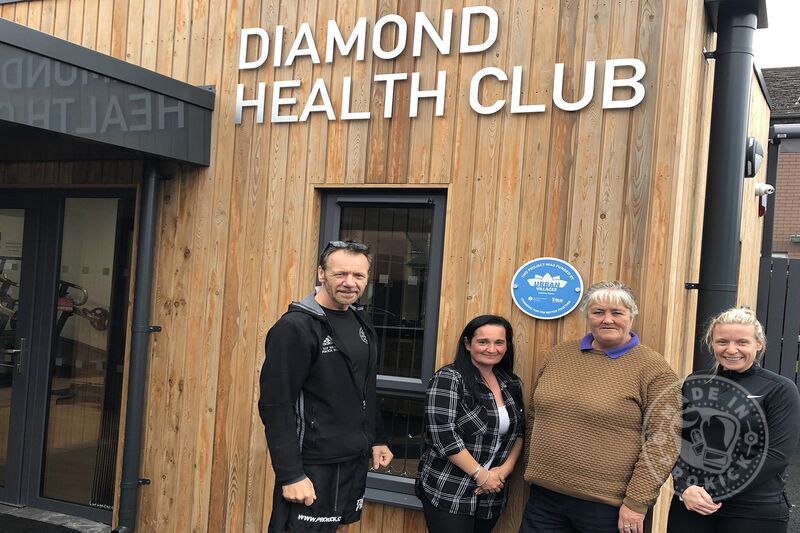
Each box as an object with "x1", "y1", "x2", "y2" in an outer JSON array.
[{"x1": 510, "y1": 257, "x2": 584, "y2": 319}]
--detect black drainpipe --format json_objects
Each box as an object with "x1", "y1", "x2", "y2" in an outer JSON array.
[
  {"x1": 693, "y1": 3, "x2": 759, "y2": 371},
  {"x1": 113, "y1": 161, "x2": 162, "y2": 533},
  {"x1": 759, "y1": 131, "x2": 781, "y2": 257}
]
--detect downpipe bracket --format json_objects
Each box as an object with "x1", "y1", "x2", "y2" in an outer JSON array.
[{"x1": 132, "y1": 325, "x2": 162, "y2": 333}]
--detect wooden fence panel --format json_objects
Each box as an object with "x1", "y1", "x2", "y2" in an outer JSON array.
[
  {"x1": 780, "y1": 261, "x2": 800, "y2": 384},
  {"x1": 760, "y1": 257, "x2": 800, "y2": 385},
  {"x1": 764, "y1": 257, "x2": 789, "y2": 374}
]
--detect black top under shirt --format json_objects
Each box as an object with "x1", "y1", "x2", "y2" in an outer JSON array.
[{"x1": 324, "y1": 307, "x2": 370, "y2": 389}]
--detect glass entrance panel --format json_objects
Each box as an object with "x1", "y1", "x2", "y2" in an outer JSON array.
[
  {"x1": 0, "y1": 209, "x2": 25, "y2": 488},
  {"x1": 40, "y1": 198, "x2": 130, "y2": 509}
]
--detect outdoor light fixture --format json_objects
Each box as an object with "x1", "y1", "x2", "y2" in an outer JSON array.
[
  {"x1": 754, "y1": 183, "x2": 775, "y2": 196},
  {"x1": 745, "y1": 136, "x2": 764, "y2": 177},
  {"x1": 755, "y1": 182, "x2": 773, "y2": 218}
]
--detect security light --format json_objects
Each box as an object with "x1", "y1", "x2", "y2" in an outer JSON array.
[{"x1": 744, "y1": 136, "x2": 764, "y2": 177}]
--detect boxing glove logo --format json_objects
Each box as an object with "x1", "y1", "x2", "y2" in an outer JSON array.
[
  {"x1": 672, "y1": 375, "x2": 768, "y2": 499},
  {"x1": 642, "y1": 374, "x2": 768, "y2": 500},
  {"x1": 682, "y1": 407, "x2": 739, "y2": 473}
]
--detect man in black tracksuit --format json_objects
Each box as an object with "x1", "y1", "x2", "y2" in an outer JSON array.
[{"x1": 259, "y1": 241, "x2": 392, "y2": 532}]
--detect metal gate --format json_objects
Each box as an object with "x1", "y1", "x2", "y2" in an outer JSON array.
[{"x1": 757, "y1": 257, "x2": 800, "y2": 386}]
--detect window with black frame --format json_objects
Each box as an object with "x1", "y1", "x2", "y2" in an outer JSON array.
[{"x1": 319, "y1": 192, "x2": 445, "y2": 505}]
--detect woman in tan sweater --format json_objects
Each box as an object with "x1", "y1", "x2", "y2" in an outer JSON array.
[{"x1": 519, "y1": 281, "x2": 681, "y2": 533}]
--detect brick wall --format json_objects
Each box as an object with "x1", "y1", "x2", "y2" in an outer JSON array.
[{"x1": 773, "y1": 151, "x2": 800, "y2": 258}]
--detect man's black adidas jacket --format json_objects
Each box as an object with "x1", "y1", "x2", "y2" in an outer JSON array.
[{"x1": 259, "y1": 291, "x2": 385, "y2": 485}]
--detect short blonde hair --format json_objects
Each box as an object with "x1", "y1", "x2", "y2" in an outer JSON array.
[
  {"x1": 579, "y1": 280, "x2": 639, "y2": 317},
  {"x1": 703, "y1": 307, "x2": 766, "y2": 361}
]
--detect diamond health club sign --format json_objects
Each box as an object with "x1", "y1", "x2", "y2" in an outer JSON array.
[
  {"x1": 511, "y1": 258, "x2": 583, "y2": 320},
  {"x1": 235, "y1": 5, "x2": 647, "y2": 124}
]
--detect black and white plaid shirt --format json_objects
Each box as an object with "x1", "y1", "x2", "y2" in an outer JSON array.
[{"x1": 416, "y1": 364, "x2": 525, "y2": 518}]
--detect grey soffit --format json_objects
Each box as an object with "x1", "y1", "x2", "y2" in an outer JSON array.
[
  {"x1": 0, "y1": 19, "x2": 215, "y2": 166},
  {"x1": 0, "y1": 121, "x2": 144, "y2": 162}
]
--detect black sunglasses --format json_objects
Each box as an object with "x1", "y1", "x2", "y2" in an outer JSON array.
[{"x1": 323, "y1": 240, "x2": 369, "y2": 253}]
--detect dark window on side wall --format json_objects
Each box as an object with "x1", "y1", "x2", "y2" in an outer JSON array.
[{"x1": 320, "y1": 192, "x2": 446, "y2": 509}]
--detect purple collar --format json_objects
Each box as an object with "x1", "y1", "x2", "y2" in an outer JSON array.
[{"x1": 580, "y1": 331, "x2": 639, "y2": 359}]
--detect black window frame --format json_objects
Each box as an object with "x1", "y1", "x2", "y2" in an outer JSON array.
[{"x1": 319, "y1": 190, "x2": 446, "y2": 508}]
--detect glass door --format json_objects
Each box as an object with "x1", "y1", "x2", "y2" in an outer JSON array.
[
  {"x1": 0, "y1": 195, "x2": 38, "y2": 505},
  {"x1": 37, "y1": 197, "x2": 132, "y2": 512},
  {"x1": 0, "y1": 191, "x2": 134, "y2": 524}
]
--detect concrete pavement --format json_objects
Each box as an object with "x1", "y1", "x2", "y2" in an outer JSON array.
[{"x1": 788, "y1": 450, "x2": 799, "y2": 533}]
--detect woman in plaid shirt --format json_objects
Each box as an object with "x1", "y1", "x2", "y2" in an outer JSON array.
[{"x1": 416, "y1": 315, "x2": 525, "y2": 532}]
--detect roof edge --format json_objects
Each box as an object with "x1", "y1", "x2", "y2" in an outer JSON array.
[{"x1": 753, "y1": 64, "x2": 773, "y2": 112}]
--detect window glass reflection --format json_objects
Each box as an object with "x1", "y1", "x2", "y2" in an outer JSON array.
[
  {"x1": 41, "y1": 198, "x2": 131, "y2": 509},
  {"x1": 339, "y1": 206, "x2": 434, "y2": 379},
  {"x1": 378, "y1": 395, "x2": 425, "y2": 477},
  {"x1": 0, "y1": 208, "x2": 25, "y2": 489}
]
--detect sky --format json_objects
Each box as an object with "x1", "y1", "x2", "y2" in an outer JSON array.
[{"x1": 753, "y1": 0, "x2": 800, "y2": 68}]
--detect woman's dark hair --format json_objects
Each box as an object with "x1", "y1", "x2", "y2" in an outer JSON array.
[{"x1": 453, "y1": 314, "x2": 517, "y2": 408}]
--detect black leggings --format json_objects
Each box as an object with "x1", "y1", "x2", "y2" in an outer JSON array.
[
  {"x1": 667, "y1": 495, "x2": 790, "y2": 533},
  {"x1": 420, "y1": 491, "x2": 501, "y2": 533}
]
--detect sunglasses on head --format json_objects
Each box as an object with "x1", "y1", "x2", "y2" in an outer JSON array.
[{"x1": 323, "y1": 240, "x2": 369, "y2": 253}]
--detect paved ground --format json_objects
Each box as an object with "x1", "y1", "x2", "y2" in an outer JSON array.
[
  {"x1": 789, "y1": 450, "x2": 800, "y2": 533},
  {"x1": 0, "y1": 453, "x2": 798, "y2": 532},
  {"x1": 0, "y1": 505, "x2": 110, "y2": 533}
]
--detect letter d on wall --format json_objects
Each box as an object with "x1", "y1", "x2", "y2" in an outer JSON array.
[
  {"x1": 239, "y1": 28, "x2": 270, "y2": 70},
  {"x1": 460, "y1": 6, "x2": 499, "y2": 53}
]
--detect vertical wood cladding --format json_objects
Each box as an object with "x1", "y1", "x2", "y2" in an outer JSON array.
[
  {"x1": 1, "y1": 1, "x2": 770, "y2": 531},
  {"x1": 739, "y1": 75, "x2": 771, "y2": 307}
]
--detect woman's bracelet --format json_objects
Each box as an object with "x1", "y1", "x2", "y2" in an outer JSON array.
[
  {"x1": 476, "y1": 470, "x2": 489, "y2": 487},
  {"x1": 470, "y1": 465, "x2": 481, "y2": 479}
]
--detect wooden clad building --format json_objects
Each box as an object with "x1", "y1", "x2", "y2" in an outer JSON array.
[{"x1": 0, "y1": 1, "x2": 771, "y2": 532}]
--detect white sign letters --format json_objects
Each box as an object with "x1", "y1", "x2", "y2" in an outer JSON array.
[{"x1": 235, "y1": 6, "x2": 646, "y2": 124}]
